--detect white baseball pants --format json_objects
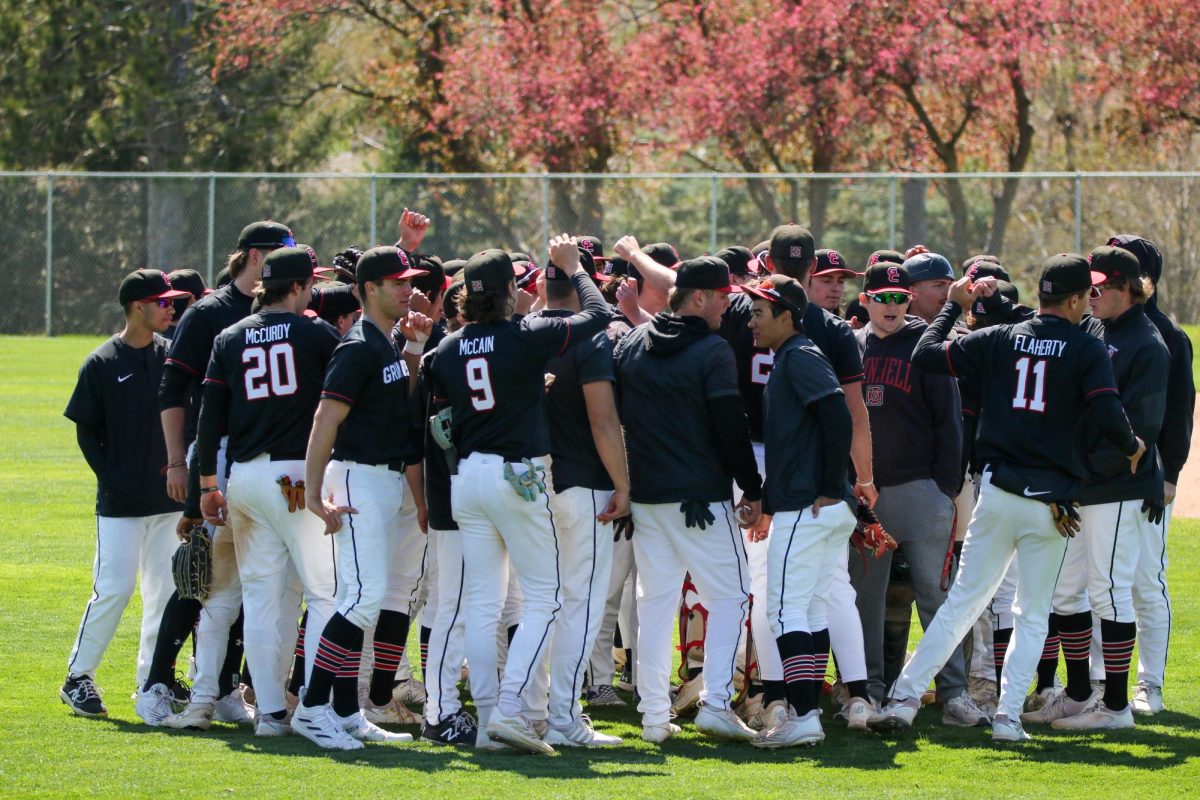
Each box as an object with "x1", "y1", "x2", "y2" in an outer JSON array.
[
  {"x1": 67, "y1": 512, "x2": 178, "y2": 685},
  {"x1": 632, "y1": 500, "x2": 749, "y2": 727},
  {"x1": 767, "y1": 503, "x2": 858, "y2": 637},
  {"x1": 1053, "y1": 501, "x2": 1141, "y2": 622},
  {"x1": 1134, "y1": 500, "x2": 1173, "y2": 688},
  {"x1": 587, "y1": 535, "x2": 637, "y2": 687},
  {"x1": 423, "y1": 529, "x2": 467, "y2": 724},
  {"x1": 890, "y1": 472, "x2": 1068, "y2": 723}
]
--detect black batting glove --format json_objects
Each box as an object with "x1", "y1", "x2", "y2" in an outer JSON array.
[
  {"x1": 1142, "y1": 497, "x2": 1166, "y2": 526},
  {"x1": 680, "y1": 499, "x2": 715, "y2": 530},
  {"x1": 613, "y1": 515, "x2": 634, "y2": 541},
  {"x1": 1049, "y1": 500, "x2": 1082, "y2": 538}
]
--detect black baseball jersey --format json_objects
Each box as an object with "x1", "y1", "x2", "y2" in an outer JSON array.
[
  {"x1": 429, "y1": 272, "x2": 611, "y2": 461},
  {"x1": 533, "y1": 309, "x2": 616, "y2": 492},
  {"x1": 913, "y1": 303, "x2": 1132, "y2": 499},
  {"x1": 762, "y1": 333, "x2": 853, "y2": 512},
  {"x1": 64, "y1": 334, "x2": 183, "y2": 518},
  {"x1": 161, "y1": 283, "x2": 254, "y2": 409},
  {"x1": 417, "y1": 348, "x2": 456, "y2": 531},
  {"x1": 197, "y1": 311, "x2": 339, "y2": 474},
  {"x1": 322, "y1": 317, "x2": 419, "y2": 468}
]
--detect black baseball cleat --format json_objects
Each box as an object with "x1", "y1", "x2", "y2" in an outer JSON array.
[
  {"x1": 61, "y1": 674, "x2": 108, "y2": 717},
  {"x1": 421, "y1": 711, "x2": 478, "y2": 746}
]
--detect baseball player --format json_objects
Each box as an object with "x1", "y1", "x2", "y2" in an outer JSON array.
[
  {"x1": 524, "y1": 257, "x2": 631, "y2": 747},
  {"x1": 1021, "y1": 246, "x2": 1168, "y2": 731},
  {"x1": 803, "y1": 248, "x2": 859, "y2": 317},
  {"x1": 849, "y1": 264, "x2": 987, "y2": 726},
  {"x1": 194, "y1": 246, "x2": 342, "y2": 740},
  {"x1": 870, "y1": 254, "x2": 1145, "y2": 743},
  {"x1": 741, "y1": 275, "x2": 858, "y2": 747},
  {"x1": 61, "y1": 269, "x2": 188, "y2": 720},
  {"x1": 1107, "y1": 235, "x2": 1194, "y2": 715},
  {"x1": 292, "y1": 246, "x2": 430, "y2": 750},
  {"x1": 613, "y1": 253, "x2": 762, "y2": 745},
  {"x1": 159, "y1": 220, "x2": 297, "y2": 725},
  {"x1": 903, "y1": 250, "x2": 956, "y2": 323},
  {"x1": 429, "y1": 238, "x2": 611, "y2": 754},
  {"x1": 164, "y1": 268, "x2": 207, "y2": 340}
]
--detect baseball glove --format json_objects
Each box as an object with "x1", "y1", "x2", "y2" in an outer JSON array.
[
  {"x1": 172, "y1": 523, "x2": 213, "y2": 601},
  {"x1": 850, "y1": 501, "x2": 897, "y2": 558}
]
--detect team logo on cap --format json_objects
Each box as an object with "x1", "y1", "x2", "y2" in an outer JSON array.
[
  {"x1": 867, "y1": 253, "x2": 880, "y2": 266},
  {"x1": 580, "y1": 240, "x2": 594, "y2": 253},
  {"x1": 974, "y1": 300, "x2": 985, "y2": 314},
  {"x1": 262, "y1": 262, "x2": 272, "y2": 278},
  {"x1": 887, "y1": 267, "x2": 901, "y2": 284},
  {"x1": 471, "y1": 280, "x2": 483, "y2": 292},
  {"x1": 398, "y1": 249, "x2": 411, "y2": 268},
  {"x1": 305, "y1": 246, "x2": 317, "y2": 269},
  {"x1": 828, "y1": 251, "x2": 842, "y2": 266},
  {"x1": 790, "y1": 246, "x2": 804, "y2": 258},
  {"x1": 1041, "y1": 279, "x2": 1053, "y2": 293},
  {"x1": 547, "y1": 266, "x2": 559, "y2": 280},
  {"x1": 603, "y1": 262, "x2": 614, "y2": 276}
]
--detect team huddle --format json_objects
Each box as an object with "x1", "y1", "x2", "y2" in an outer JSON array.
[{"x1": 59, "y1": 207, "x2": 1193, "y2": 752}]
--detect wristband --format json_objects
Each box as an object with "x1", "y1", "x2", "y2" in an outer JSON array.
[
  {"x1": 200, "y1": 486, "x2": 220, "y2": 495},
  {"x1": 403, "y1": 339, "x2": 425, "y2": 355},
  {"x1": 856, "y1": 479, "x2": 875, "y2": 487},
  {"x1": 167, "y1": 462, "x2": 186, "y2": 469}
]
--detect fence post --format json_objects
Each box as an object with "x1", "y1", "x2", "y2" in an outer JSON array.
[
  {"x1": 887, "y1": 174, "x2": 898, "y2": 250},
  {"x1": 44, "y1": 172, "x2": 54, "y2": 337},
  {"x1": 709, "y1": 174, "x2": 719, "y2": 252},
  {"x1": 1073, "y1": 172, "x2": 1083, "y2": 253},
  {"x1": 540, "y1": 173, "x2": 550, "y2": 264},
  {"x1": 206, "y1": 173, "x2": 216, "y2": 285},
  {"x1": 369, "y1": 173, "x2": 378, "y2": 246}
]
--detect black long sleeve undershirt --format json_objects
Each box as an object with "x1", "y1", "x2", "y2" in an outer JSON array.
[
  {"x1": 814, "y1": 393, "x2": 854, "y2": 499},
  {"x1": 705, "y1": 394, "x2": 763, "y2": 502}
]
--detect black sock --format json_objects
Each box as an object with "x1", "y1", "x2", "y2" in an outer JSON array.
[
  {"x1": 613, "y1": 623, "x2": 623, "y2": 650},
  {"x1": 845, "y1": 680, "x2": 870, "y2": 701},
  {"x1": 1057, "y1": 611, "x2": 1094, "y2": 702},
  {"x1": 811, "y1": 629, "x2": 831, "y2": 711},
  {"x1": 419, "y1": 625, "x2": 431, "y2": 679},
  {"x1": 370, "y1": 610, "x2": 411, "y2": 706},
  {"x1": 747, "y1": 681, "x2": 764, "y2": 698},
  {"x1": 304, "y1": 613, "x2": 365, "y2": 708},
  {"x1": 762, "y1": 679, "x2": 786, "y2": 705},
  {"x1": 1036, "y1": 614, "x2": 1061, "y2": 692},
  {"x1": 1100, "y1": 619, "x2": 1136, "y2": 710},
  {"x1": 507, "y1": 624, "x2": 519, "y2": 645},
  {"x1": 777, "y1": 631, "x2": 816, "y2": 715},
  {"x1": 142, "y1": 592, "x2": 202, "y2": 692},
  {"x1": 993, "y1": 627, "x2": 1013, "y2": 687},
  {"x1": 217, "y1": 608, "x2": 245, "y2": 698},
  {"x1": 288, "y1": 610, "x2": 309, "y2": 696}
]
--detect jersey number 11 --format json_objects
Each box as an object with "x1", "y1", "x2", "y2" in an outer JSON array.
[{"x1": 1012, "y1": 357, "x2": 1046, "y2": 413}]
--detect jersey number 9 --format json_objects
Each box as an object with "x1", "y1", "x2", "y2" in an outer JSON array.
[
  {"x1": 243, "y1": 344, "x2": 298, "y2": 400},
  {"x1": 466, "y1": 357, "x2": 495, "y2": 411}
]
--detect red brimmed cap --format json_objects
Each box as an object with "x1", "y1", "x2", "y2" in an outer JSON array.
[
  {"x1": 119, "y1": 269, "x2": 191, "y2": 305},
  {"x1": 355, "y1": 246, "x2": 429, "y2": 283}
]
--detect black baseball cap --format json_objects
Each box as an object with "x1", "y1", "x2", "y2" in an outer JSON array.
[
  {"x1": 1090, "y1": 246, "x2": 1142, "y2": 285},
  {"x1": 578, "y1": 236, "x2": 606, "y2": 264},
  {"x1": 643, "y1": 242, "x2": 681, "y2": 269},
  {"x1": 594, "y1": 255, "x2": 628, "y2": 282},
  {"x1": 443, "y1": 259, "x2": 467, "y2": 278},
  {"x1": 544, "y1": 261, "x2": 571, "y2": 282},
  {"x1": 215, "y1": 266, "x2": 232, "y2": 288},
  {"x1": 261, "y1": 246, "x2": 319, "y2": 285},
  {"x1": 464, "y1": 248, "x2": 519, "y2": 294},
  {"x1": 812, "y1": 249, "x2": 859, "y2": 278},
  {"x1": 1038, "y1": 253, "x2": 1106, "y2": 297},
  {"x1": 715, "y1": 246, "x2": 759, "y2": 277},
  {"x1": 119, "y1": 269, "x2": 191, "y2": 305},
  {"x1": 675, "y1": 256, "x2": 733, "y2": 293},
  {"x1": 768, "y1": 225, "x2": 816, "y2": 264},
  {"x1": 166, "y1": 269, "x2": 206, "y2": 300},
  {"x1": 866, "y1": 249, "x2": 904, "y2": 268},
  {"x1": 443, "y1": 278, "x2": 465, "y2": 319},
  {"x1": 904, "y1": 252, "x2": 955, "y2": 283},
  {"x1": 743, "y1": 274, "x2": 809, "y2": 320},
  {"x1": 1107, "y1": 235, "x2": 1162, "y2": 284},
  {"x1": 355, "y1": 246, "x2": 428, "y2": 284},
  {"x1": 862, "y1": 263, "x2": 912, "y2": 294},
  {"x1": 237, "y1": 220, "x2": 296, "y2": 251},
  {"x1": 309, "y1": 283, "x2": 361, "y2": 322},
  {"x1": 412, "y1": 255, "x2": 447, "y2": 297},
  {"x1": 964, "y1": 257, "x2": 1011, "y2": 282},
  {"x1": 844, "y1": 296, "x2": 869, "y2": 326},
  {"x1": 972, "y1": 280, "x2": 1020, "y2": 318}
]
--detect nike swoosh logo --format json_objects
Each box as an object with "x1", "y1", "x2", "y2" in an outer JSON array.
[
  {"x1": 118, "y1": 374, "x2": 133, "y2": 383},
  {"x1": 1023, "y1": 487, "x2": 1050, "y2": 497}
]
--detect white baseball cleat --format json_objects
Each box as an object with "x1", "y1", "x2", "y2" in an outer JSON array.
[
  {"x1": 163, "y1": 701, "x2": 214, "y2": 730},
  {"x1": 642, "y1": 722, "x2": 681, "y2": 744},
  {"x1": 364, "y1": 699, "x2": 421, "y2": 726},
  {"x1": 753, "y1": 707, "x2": 823, "y2": 749},
  {"x1": 545, "y1": 718, "x2": 623, "y2": 747},
  {"x1": 868, "y1": 698, "x2": 920, "y2": 732},
  {"x1": 842, "y1": 697, "x2": 874, "y2": 731},
  {"x1": 1024, "y1": 686, "x2": 1061, "y2": 713},
  {"x1": 291, "y1": 703, "x2": 364, "y2": 750},
  {"x1": 943, "y1": 693, "x2": 991, "y2": 727},
  {"x1": 1020, "y1": 690, "x2": 1093, "y2": 725},
  {"x1": 1051, "y1": 700, "x2": 1135, "y2": 730},
  {"x1": 214, "y1": 688, "x2": 254, "y2": 725},
  {"x1": 695, "y1": 704, "x2": 756, "y2": 742},
  {"x1": 1131, "y1": 683, "x2": 1164, "y2": 716},
  {"x1": 991, "y1": 715, "x2": 1031, "y2": 742},
  {"x1": 486, "y1": 713, "x2": 554, "y2": 754},
  {"x1": 254, "y1": 714, "x2": 293, "y2": 738},
  {"x1": 134, "y1": 683, "x2": 175, "y2": 726},
  {"x1": 337, "y1": 710, "x2": 413, "y2": 743},
  {"x1": 392, "y1": 678, "x2": 427, "y2": 708}
]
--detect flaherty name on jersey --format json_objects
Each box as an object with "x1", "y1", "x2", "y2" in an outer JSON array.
[
  {"x1": 244, "y1": 323, "x2": 292, "y2": 344},
  {"x1": 459, "y1": 335, "x2": 495, "y2": 356},
  {"x1": 1012, "y1": 334, "x2": 1067, "y2": 358}
]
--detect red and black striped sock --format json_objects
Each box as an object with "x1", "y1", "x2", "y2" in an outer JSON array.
[
  {"x1": 287, "y1": 610, "x2": 308, "y2": 696},
  {"x1": 369, "y1": 610, "x2": 411, "y2": 706},
  {"x1": 993, "y1": 627, "x2": 1013, "y2": 686},
  {"x1": 1057, "y1": 611, "x2": 1093, "y2": 702},
  {"x1": 1100, "y1": 619, "x2": 1135, "y2": 711},
  {"x1": 1035, "y1": 614, "x2": 1060, "y2": 692},
  {"x1": 777, "y1": 631, "x2": 816, "y2": 715},
  {"x1": 419, "y1": 625, "x2": 432, "y2": 679},
  {"x1": 303, "y1": 613, "x2": 364, "y2": 709},
  {"x1": 333, "y1": 647, "x2": 362, "y2": 718}
]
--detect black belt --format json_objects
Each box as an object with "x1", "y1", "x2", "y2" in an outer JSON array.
[{"x1": 268, "y1": 452, "x2": 307, "y2": 462}]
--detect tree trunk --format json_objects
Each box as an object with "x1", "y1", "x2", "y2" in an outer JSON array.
[
  {"x1": 145, "y1": 0, "x2": 191, "y2": 269},
  {"x1": 903, "y1": 178, "x2": 927, "y2": 249},
  {"x1": 942, "y1": 177, "x2": 972, "y2": 264}
]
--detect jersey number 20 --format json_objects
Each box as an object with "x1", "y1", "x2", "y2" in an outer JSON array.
[
  {"x1": 1012, "y1": 357, "x2": 1046, "y2": 413},
  {"x1": 466, "y1": 357, "x2": 495, "y2": 411},
  {"x1": 243, "y1": 344, "x2": 298, "y2": 400}
]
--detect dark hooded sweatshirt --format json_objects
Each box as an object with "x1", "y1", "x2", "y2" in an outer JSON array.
[
  {"x1": 614, "y1": 312, "x2": 762, "y2": 505},
  {"x1": 856, "y1": 317, "x2": 963, "y2": 499},
  {"x1": 1145, "y1": 297, "x2": 1195, "y2": 485}
]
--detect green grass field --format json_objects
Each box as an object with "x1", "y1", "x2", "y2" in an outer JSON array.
[{"x1": 3, "y1": 335, "x2": 1199, "y2": 799}]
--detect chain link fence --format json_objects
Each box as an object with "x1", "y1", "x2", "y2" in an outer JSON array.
[{"x1": 3, "y1": 171, "x2": 1198, "y2": 336}]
